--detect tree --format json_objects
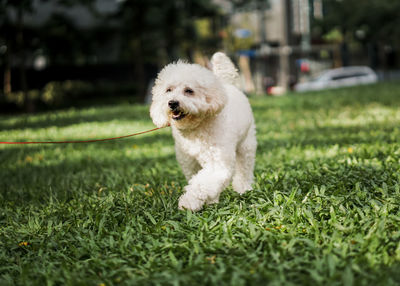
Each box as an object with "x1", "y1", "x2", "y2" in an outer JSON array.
[
  {"x1": 0, "y1": 0, "x2": 98, "y2": 111},
  {"x1": 114, "y1": 0, "x2": 221, "y2": 96},
  {"x1": 1, "y1": 0, "x2": 222, "y2": 109},
  {"x1": 321, "y1": 0, "x2": 400, "y2": 44},
  {"x1": 0, "y1": 0, "x2": 35, "y2": 111},
  {"x1": 0, "y1": 3, "x2": 13, "y2": 96},
  {"x1": 315, "y1": 0, "x2": 400, "y2": 68}
]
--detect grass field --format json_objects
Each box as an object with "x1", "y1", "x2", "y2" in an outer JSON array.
[{"x1": 1, "y1": 82, "x2": 400, "y2": 286}]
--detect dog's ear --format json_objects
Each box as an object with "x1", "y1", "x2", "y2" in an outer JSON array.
[
  {"x1": 150, "y1": 79, "x2": 169, "y2": 128},
  {"x1": 204, "y1": 83, "x2": 227, "y2": 115}
]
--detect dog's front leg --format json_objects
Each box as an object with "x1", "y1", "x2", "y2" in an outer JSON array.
[{"x1": 178, "y1": 155, "x2": 235, "y2": 211}]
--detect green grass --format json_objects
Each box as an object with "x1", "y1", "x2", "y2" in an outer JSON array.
[{"x1": 1, "y1": 82, "x2": 400, "y2": 286}]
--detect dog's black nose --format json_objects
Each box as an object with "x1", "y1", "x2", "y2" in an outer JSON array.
[{"x1": 168, "y1": 100, "x2": 179, "y2": 110}]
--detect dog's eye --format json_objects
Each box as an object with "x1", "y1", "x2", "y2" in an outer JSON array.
[
  {"x1": 166, "y1": 87, "x2": 173, "y2": 93},
  {"x1": 184, "y1": 88, "x2": 194, "y2": 95}
]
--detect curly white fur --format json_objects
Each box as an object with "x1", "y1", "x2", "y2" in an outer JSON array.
[{"x1": 150, "y1": 52, "x2": 257, "y2": 211}]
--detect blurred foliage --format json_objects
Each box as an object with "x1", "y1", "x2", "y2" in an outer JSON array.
[
  {"x1": 4, "y1": 89, "x2": 40, "y2": 106},
  {"x1": 115, "y1": 0, "x2": 222, "y2": 64},
  {"x1": 41, "y1": 81, "x2": 92, "y2": 106},
  {"x1": 322, "y1": 28, "x2": 343, "y2": 44},
  {"x1": 112, "y1": 0, "x2": 223, "y2": 96},
  {"x1": 0, "y1": 0, "x2": 224, "y2": 112},
  {"x1": 316, "y1": 0, "x2": 400, "y2": 46},
  {"x1": 40, "y1": 13, "x2": 93, "y2": 65},
  {"x1": 2, "y1": 80, "x2": 140, "y2": 112}
]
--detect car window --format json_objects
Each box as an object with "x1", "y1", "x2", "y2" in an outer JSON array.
[{"x1": 331, "y1": 72, "x2": 369, "y2": 81}]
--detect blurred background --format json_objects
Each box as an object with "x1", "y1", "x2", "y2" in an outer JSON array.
[{"x1": 0, "y1": 0, "x2": 399, "y2": 113}]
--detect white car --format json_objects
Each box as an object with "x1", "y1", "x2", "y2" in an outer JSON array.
[{"x1": 294, "y1": 66, "x2": 378, "y2": 92}]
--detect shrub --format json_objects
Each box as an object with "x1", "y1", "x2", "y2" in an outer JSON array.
[
  {"x1": 1, "y1": 80, "x2": 140, "y2": 112},
  {"x1": 5, "y1": 90, "x2": 41, "y2": 106},
  {"x1": 41, "y1": 80, "x2": 92, "y2": 106}
]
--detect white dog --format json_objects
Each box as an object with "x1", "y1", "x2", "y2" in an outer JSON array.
[{"x1": 150, "y1": 52, "x2": 257, "y2": 211}]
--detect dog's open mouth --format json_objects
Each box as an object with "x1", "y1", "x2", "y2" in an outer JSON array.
[{"x1": 171, "y1": 109, "x2": 186, "y2": 120}]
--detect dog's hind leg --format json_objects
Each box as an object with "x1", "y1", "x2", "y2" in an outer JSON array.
[{"x1": 232, "y1": 127, "x2": 257, "y2": 194}]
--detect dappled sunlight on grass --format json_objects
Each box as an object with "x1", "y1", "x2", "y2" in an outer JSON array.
[
  {"x1": 327, "y1": 105, "x2": 400, "y2": 127},
  {"x1": 1, "y1": 82, "x2": 400, "y2": 285}
]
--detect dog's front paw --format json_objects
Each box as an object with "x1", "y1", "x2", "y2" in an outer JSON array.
[
  {"x1": 232, "y1": 179, "x2": 253, "y2": 195},
  {"x1": 206, "y1": 196, "x2": 219, "y2": 205},
  {"x1": 178, "y1": 192, "x2": 204, "y2": 211}
]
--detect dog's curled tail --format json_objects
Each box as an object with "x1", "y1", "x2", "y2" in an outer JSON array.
[{"x1": 211, "y1": 52, "x2": 240, "y2": 87}]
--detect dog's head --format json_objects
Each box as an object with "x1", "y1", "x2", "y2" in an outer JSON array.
[{"x1": 150, "y1": 62, "x2": 227, "y2": 130}]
